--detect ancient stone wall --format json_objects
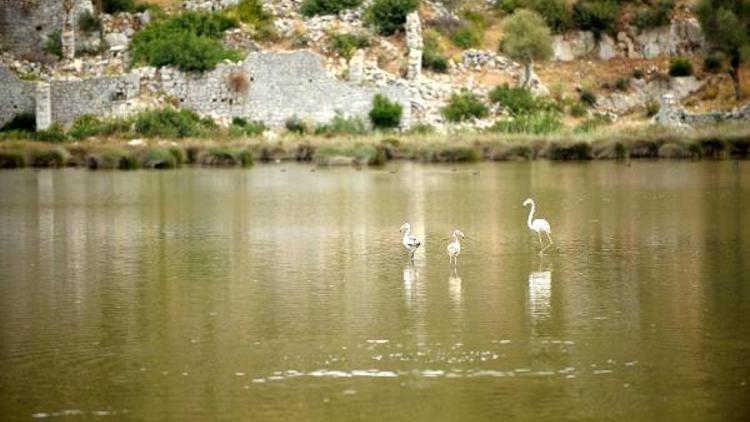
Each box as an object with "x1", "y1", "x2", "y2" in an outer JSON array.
[
  {"x1": 0, "y1": 0, "x2": 92, "y2": 57},
  {"x1": 49, "y1": 73, "x2": 140, "y2": 125},
  {"x1": 157, "y1": 50, "x2": 411, "y2": 128},
  {"x1": 0, "y1": 65, "x2": 35, "y2": 127}
]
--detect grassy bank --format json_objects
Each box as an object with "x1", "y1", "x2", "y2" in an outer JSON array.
[{"x1": 1, "y1": 123, "x2": 749, "y2": 170}]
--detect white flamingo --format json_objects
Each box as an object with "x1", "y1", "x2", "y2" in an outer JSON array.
[
  {"x1": 400, "y1": 223, "x2": 422, "y2": 261},
  {"x1": 447, "y1": 229, "x2": 465, "y2": 266},
  {"x1": 523, "y1": 198, "x2": 553, "y2": 254}
]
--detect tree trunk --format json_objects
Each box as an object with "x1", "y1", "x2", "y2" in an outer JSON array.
[
  {"x1": 522, "y1": 60, "x2": 533, "y2": 88},
  {"x1": 730, "y1": 53, "x2": 742, "y2": 100}
]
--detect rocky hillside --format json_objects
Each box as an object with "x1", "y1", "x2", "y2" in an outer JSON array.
[{"x1": 1, "y1": 0, "x2": 748, "y2": 135}]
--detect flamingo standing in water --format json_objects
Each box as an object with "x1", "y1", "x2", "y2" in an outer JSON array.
[
  {"x1": 523, "y1": 198, "x2": 553, "y2": 254},
  {"x1": 447, "y1": 229, "x2": 465, "y2": 267},
  {"x1": 400, "y1": 223, "x2": 422, "y2": 261}
]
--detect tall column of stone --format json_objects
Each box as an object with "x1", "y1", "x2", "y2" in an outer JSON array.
[
  {"x1": 62, "y1": 0, "x2": 76, "y2": 60},
  {"x1": 405, "y1": 11, "x2": 423, "y2": 80},
  {"x1": 36, "y1": 82, "x2": 52, "y2": 131},
  {"x1": 348, "y1": 49, "x2": 365, "y2": 84}
]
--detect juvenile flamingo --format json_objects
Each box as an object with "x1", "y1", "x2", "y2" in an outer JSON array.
[
  {"x1": 447, "y1": 229, "x2": 465, "y2": 266},
  {"x1": 400, "y1": 223, "x2": 422, "y2": 261}
]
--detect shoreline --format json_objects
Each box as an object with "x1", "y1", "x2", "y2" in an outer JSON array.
[{"x1": 1, "y1": 124, "x2": 749, "y2": 170}]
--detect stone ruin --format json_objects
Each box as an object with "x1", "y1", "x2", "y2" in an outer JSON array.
[{"x1": 405, "y1": 11, "x2": 423, "y2": 80}]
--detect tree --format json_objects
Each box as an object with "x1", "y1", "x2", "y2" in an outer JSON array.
[
  {"x1": 500, "y1": 9, "x2": 553, "y2": 88},
  {"x1": 696, "y1": 0, "x2": 750, "y2": 99}
]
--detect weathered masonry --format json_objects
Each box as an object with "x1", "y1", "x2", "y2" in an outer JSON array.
[
  {"x1": 0, "y1": 0, "x2": 93, "y2": 58},
  {"x1": 157, "y1": 50, "x2": 411, "y2": 128}
]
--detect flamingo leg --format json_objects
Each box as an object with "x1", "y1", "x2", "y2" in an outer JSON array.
[{"x1": 537, "y1": 231, "x2": 544, "y2": 251}]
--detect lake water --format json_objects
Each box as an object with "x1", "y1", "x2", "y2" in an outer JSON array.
[{"x1": 1, "y1": 162, "x2": 749, "y2": 421}]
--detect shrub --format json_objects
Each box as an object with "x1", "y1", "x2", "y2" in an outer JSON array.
[
  {"x1": 569, "y1": 101, "x2": 588, "y2": 117},
  {"x1": 200, "y1": 147, "x2": 254, "y2": 166},
  {"x1": 134, "y1": 108, "x2": 216, "y2": 138},
  {"x1": 579, "y1": 89, "x2": 597, "y2": 107},
  {"x1": 328, "y1": 32, "x2": 370, "y2": 60},
  {"x1": 495, "y1": 0, "x2": 528, "y2": 14},
  {"x1": 488, "y1": 112, "x2": 562, "y2": 134},
  {"x1": 646, "y1": 100, "x2": 660, "y2": 117},
  {"x1": 29, "y1": 147, "x2": 70, "y2": 167},
  {"x1": 422, "y1": 145, "x2": 481, "y2": 163},
  {"x1": 224, "y1": 0, "x2": 275, "y2": 40},
  {"x1": 0, "y1": 113, "x2": 36, "y2": 132},
  {"x1": 103, "y1": 0, "x2": 137, "y2": 14},
  {"x1": 406, "y1": 123, "x2": 436, "y2": 135},
  {"x1": 301, "y1": 0, "x2": 362, "y2": 16},
  {"x1": 441, "y1": 90, "x2": 489, "y2": 122},
  {"x1": 315, "y1": 114, "x2": 368, "y2": 135},
  {"x1": 614, "y1": 77, "x2": 630, "y2": 91},
  {"x1": 451, "y1": 26, "x2": 483, "y2": 49},
  {"x1": 489, "y1": 84, "x2": 537, "y2": 115},
  {"x1": 130, "y1": 12, "x2": 241, "y2": 72},
  {"x1": 78, "y1": 10, "x2": 102, "y2": 33},
  {"x1": 43, "y1": 29, "x2": 62, "y2": 58},
  {"x1": 369, "y1": 94, "x2": 403, "y2": 129},
  {"x1": 669, "y1": 57, "x2": 693, "y2": 77},
  {"x1": 86, "y1": 148, "x2": 139, "y2": 170},
  {"x1": 572, "y1": 0, "x2": 619, "y2": 38},
  {"x1": 33, "y1": 124, "x2": 68, "y2": 143},
  {"x1": 422, "y1": 32, "x2": 448, "y2": 73},
  {"x1": 69, "y1": 114, "x2": 104, "y2": 139},
  {"x1": 141, "y1": 148, "x2": 178, "y2": 169},
  {"x1": 500, "y1": 9, "x2": 553, "y2": 85},
  {"x1": 545, "y1": 141, "x2": 592, "y2": 160},
  {"x1": 574, "y1": 114, "x2": 612, "y2": 133},
  {"x1": 364, "y1": 0, "x2": 419, "y2": 35},
  {"x1": 532, "y1": 0, "x2": 572, "y2": 33},
  {"x1": 704, "y1": 53, "x2": 723, "y2": 73},
  {"x1": 0, "y1": 151, "x2": 27, "y2": 168},
  {"x1": 285, "y1": 116, "x2": 308, "y2": 134},
  {"x1": 632, "y1": 0, "x2": 674, "y2": 30},
  {"x1": 229, "y1": 117, "x2": 266, "y2": 137}
]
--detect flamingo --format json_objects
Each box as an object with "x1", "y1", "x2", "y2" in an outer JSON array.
[
  {"x1": 523, "y1": 198, "x2": 553, "y2": 254},
  {"x1": 400, "y1": 223, "x2": 422, "y2": 261},
  {"x1": 447, "y1": 229, "x2": 465, "y2": 266}
]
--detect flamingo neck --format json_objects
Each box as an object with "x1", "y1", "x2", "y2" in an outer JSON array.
[{"x1": 527, "y1": 204, "x2": 535, "y2": 230}]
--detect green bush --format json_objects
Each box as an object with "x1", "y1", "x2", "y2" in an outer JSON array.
[
  {"x1": 572, "y1": 0, "x2": 619, "y2": 38},
  {"x1": 78, "y1": 10, "x2": 103, "y2": 33},
  {"x1": 103, "y1": 0, "x2": 137, "y2": 14},
  {"x1": 0, "y1": 151, "x2": 27, "y2": 168},
  {"x1": 141, "y1": 148, "x2": 178, "y2": 169},
  {"x1": 285, "y1": 116, "x2": 308, "y2": 134},
  {"x1": 29, "y1": 147, "x2": 70, "y2": 167},
  {"x1": 301, "y1": 0, "x2": 362, "y2": 16},
  {"x1": 315, "y1": 114, "x2": 368, "y2": 135},
  {"x1": 615, "y1": 77, "x2": 630, "y2": 92},
  {"x1": 569, "y1": 101, "x2": 588, "y2": 117},
  {"x1": 0, "y1": 113, "x2": 36, "y2": 132},
  {"x1": 580, "y1": 89, "x2": 597, "y2": 107},
  {"x1": 669, "y1": 57, "x2": 694, "y2": 77},
  {"x1": 229, "y1": 117, "x2": 266, "y2": 137},
  {"x1": 495, "y1": 0, "x2": 527, "y2": 14},
  {"x1": 532, "y1": 0, "x2": 572, "y2": 33},
  {"x1": 489, "y1": 84, "x2": 538, "y2": 115},
  {"x1": 451, "y1": 26, "x2": 483, "y2": 49},
  {"x1": 632, "y1": 0, "x2": 673, "y2": 30},
  {"x1": 704, "y1": 53, "x2": 723, "y2": 73},
  {"x1": 646, "y1": 100, "x2": 660, "y2": 117},
  {"x1": 43, "y1": 29, "x2": 62, "y2": 58},
  {"x1": 364, "y1": 0, "x2": 419, "y2": 35},
  {"x1": 224, "y1": 0, "x2": 275, "y2": 40},
  {"x1": 134, "y1": 108, "x2": 217, "y2": 138},
  {"x1": 406, "y1": 123, "x2": 436, "y2": 135},
  {"x1": 130, "y1": 12, "x2": 241, "y2": 72},
  {"x1": 574, "y1": 114, "x2": 612, "y2": 133},
  {"x1": 69, "y1": 114, "x2": 105, "y2": 139},
  {"x1": 369, "y1": 94, "x2": 403, "y2": 129},
  {"x1": 328, "y1": 32, "x2": 370, "y2": 59},
  {"x1": 488, "y1": 111, "x2": 562, "y2": 134},
  {"x1": 33, "y1": 124, "x2": 68, "y2": 143},
  {"x1": 442, "y1": 90, "x2": 488, "y2": 122},
  {"x1": 422, "y1": 32, "x2": 448, "y2": 73},
  {"x1": 200, "y1": 147, "x2": 254, "y2": 166}
]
